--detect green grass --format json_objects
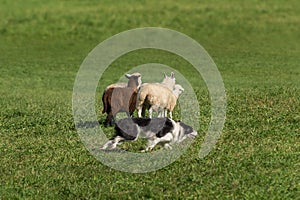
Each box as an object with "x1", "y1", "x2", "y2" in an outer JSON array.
[{"x1": 0, "y1": 0, "x2": 299, "y2": 199}]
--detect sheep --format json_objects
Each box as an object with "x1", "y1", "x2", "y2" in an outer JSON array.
[
  {"x1": 138, "y1": 72, "x2": 176, "y2": 117},
  {"x1": 150, "y1": 84, "x2": 184, "y2": 119},
  {"x1": 102, "y1": 72, "x2": 175, "y2": 126},
  {"x1": 102, "y1": 72, "x2": 142, "y2": 126},
  {"x1": 161, "y1": 84, "x2": 184, "y2": 117},
  {"x1": 136, "y1": 83, "x2": 184, "y2": 119},
  {"x1": 102, "y1": 73, "x2": 141, "y2": 126}
]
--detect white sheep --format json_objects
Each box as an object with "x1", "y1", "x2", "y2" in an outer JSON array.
[
  {"x1": 137, "y1": 72, "x2": 176, "y2": 117},
  {"x1": 161, "y1": 84, "x2": 184, "y2": 117},
  {"x1": 136, "y1": 83, "x2": 184, "y2": 119}
]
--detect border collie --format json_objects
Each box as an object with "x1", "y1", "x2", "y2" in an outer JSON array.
[{"x1": 100, "y1": 117, "x2": 197, "y2": 151}]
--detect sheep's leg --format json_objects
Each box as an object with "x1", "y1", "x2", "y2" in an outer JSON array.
[
  {"x1": 158, "y1": 108, "x2": 166, "y2": 118},
  {"x1": 164, "y1": 109, "x2": 168, "y2": 118},
  {"x1": 136, "y1": 99, "x2": 144, "y2": 118},
  {"x1": 157, "y1": 110, "x2": 161, "y2": 117},
  {"x1": 150, "y1": 105, "x2": 161, "y2": 118},
  {"x1": 149, "y1": 107, "x2": 153, "y2": 118},
  {"x1": 151, "y1": 105, "x2": 161, "y2": 118},
  {"x1": 111, "y1": 114, "x2": 118, "y2": 126},
  {"x1": 110, "y1": 108, "x2": 119, "y2": 126},
  {"x1": 159, "y1": 110, "x2": 164, "y2": 117},
  {"x1": 105, "y1": 111, "x2": 114, "y2": 127},
  {"x1": 157, "y1": 108, "x2": 163, "y2": 118},
  {"x1": 169, "y1": 111, "x2": 173, "y2": 119},
  {"x1": 104, "y1": 116, "x2": 109, "y2": 127},
  {"x1": 138, "y1": 108, "x2": 142, "y2": 118}
]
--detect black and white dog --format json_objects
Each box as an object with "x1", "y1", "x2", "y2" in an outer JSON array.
[{"x1": 100, "y1": 117, "x2": 197, "y2": 151}]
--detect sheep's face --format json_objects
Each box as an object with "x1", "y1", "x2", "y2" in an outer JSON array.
[{"x1": 173, "y1": 84, "x2": 184, "y2": 97}]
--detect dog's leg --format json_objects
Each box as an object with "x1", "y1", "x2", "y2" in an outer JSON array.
[
  {"x1": 163, "y1": 143, "x2": 172, "y2": 150},
  {"x1": 144, "y1": 138, "x2": 161, "y2": 151},
  {"x1": 110, "y1": 136, "x2": 124, "y2": 149},
  {"x1": 100, "y1": 136, "x2": 124, "y2": 150},
  {"x1": 144, "y1": 139, "x2": 157, "y2": 151},
  {"x1": 100, "y1": 140, "x2": 114, "y2": 149},
  {"x1": 140, "y1": 137, "x2": 154, "y2": 152},
  {"x1": 143, "y1": 133, "x2": 173, "y2": 151},
  {"x1": 159, "y1": 133, "x2": 174, "y2": 150},
  {"x1": 160, "y1": 133, "x2": 173, "y2": 143}
]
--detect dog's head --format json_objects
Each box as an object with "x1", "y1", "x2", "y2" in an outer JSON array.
[{"x1": 172, "y1": 120, "x2": 198, "y2": 143}]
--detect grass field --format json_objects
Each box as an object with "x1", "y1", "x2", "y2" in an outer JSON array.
[{"x1": 1, "y1": 0, "x2": 299, "y2": 199}]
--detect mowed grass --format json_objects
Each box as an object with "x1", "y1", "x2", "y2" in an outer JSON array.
[{"x1": 0, "y1": 0, "x2": 299, "y2": 199}]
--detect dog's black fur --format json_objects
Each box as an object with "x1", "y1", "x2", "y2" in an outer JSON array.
[
  {"x1": 100, "y1": 117, "x2": 197, "y2": 151},
  {"x1": 115, "y1": 118, "x2": 174, "y2": 140}
]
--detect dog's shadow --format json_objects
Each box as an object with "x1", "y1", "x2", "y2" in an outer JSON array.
[{"x1": 75, "y1": 118, "x2": 117, "y2": 129}]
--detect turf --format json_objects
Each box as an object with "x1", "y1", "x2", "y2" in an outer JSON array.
[{"x1": 0, "y1": 0, "x2": 299, "y2": 199}]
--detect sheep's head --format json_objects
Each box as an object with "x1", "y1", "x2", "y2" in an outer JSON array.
[
  {"x1": 161, "y1": 72, "x2": 176, "y2": 90},
  {"x1": 173, "y1": 84, "x2": 184, "y2": 98},
  {"x1": 125, "y1": 72, "x2": 142, "y2": 88}
]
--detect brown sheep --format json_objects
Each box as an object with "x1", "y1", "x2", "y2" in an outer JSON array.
[{"x1": 102, "y1": 73, "x2": 141, "y2": 126}]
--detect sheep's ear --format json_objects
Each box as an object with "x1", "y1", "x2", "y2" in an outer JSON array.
[
  {"x1": 170, "y1": 72, "x2": 175, "y2": 79},
  {"x1": 125, "y1": 74, "x2": 131, "y2": 79},
  {"x1": 163, "y1": 72, "x2": 167, "y2": 78}
]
